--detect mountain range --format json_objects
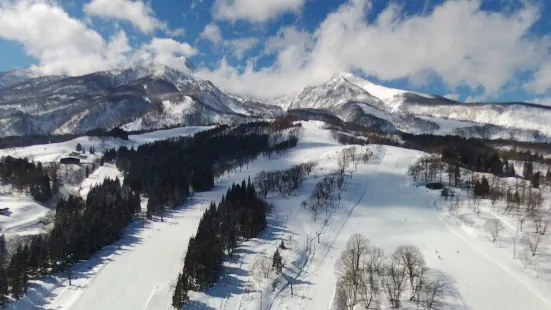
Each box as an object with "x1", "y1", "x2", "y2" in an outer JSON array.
[{"x1": 1, "y1": 63, "x2": 550, "y2": 142}]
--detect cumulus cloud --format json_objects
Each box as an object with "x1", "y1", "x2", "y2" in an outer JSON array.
[
  {"x1": 134, "y1": 38, "x2": 197, "y2": 71},
  {"x1": 212, "y1": 0, "x2": 307, "y2": 23},
  {"x1": 0, "y1": 0, "x2": 133, "y2": 75},
  {"x1": 199, "y1": 23, "x2": 258, "y2": 59},
  {"x1": 444, "y1": 93, "x2": 461, "y2": 101},
  {"x1": 84, "y1": 0, "x2": 184, "y2": 36},
  {"x1": 525, "y1": 62, "x2": 551, "y2": 94},
  {"x1": 530, "y1": 97, "x2": 551, "y2": 107},
  {"x1": 224, "y1": 37, "x2": 259, "y2": 59},
  {"x1": 198, "y1": 0, "x2": 551, "y2": 99},
  {"x1": 199, "y1": 23, "x2": 223, "y2": 44},
  {"x1": 0, "y1": 0, "x2": 195, "y2": 75}
]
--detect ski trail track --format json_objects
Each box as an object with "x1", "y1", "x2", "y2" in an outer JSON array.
[{"x1": 270, "y1": 145, "x2": 551, "y2": 310}]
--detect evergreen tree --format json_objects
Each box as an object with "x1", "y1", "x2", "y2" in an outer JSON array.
[
  {"x1": 0, "y1": 266, "x2": 8, "y2": 306},
  {"x1": 76, "y1": 143, "x2": 82, "y2": 152},
  {"x1": 523, "y1": 161, "x2": 533, "y2": 180},
  {"x1": 272, "y1": 249, "x2": 283, "y2": 274},
  {"x1": 532, "y1": 171, "x2": 541, "y2": 189},
  {"x1": 0, "y1": 235, "x2": 7, "y2": 267}
]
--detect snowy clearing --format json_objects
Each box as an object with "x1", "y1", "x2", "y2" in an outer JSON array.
[{"x1": 0, "y1": 126, "x2": 212, "y2": 163}]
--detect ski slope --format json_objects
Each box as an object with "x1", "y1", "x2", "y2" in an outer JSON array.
[{"x1": 7, "y1": 121, "x2": 551, "y2": 310}]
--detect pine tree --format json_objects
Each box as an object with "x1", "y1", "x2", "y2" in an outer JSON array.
[
  {"x1": 272, "y1": 249, "x2": 283, "y2": 274},
  {"x1": 532, "y1": 171, "x2": 541, "y2": 189},
  {"x1": 0, "y1": 266, "x2": 8, "y2": 306},
  {"x1": 76, "y1": 143, "x2": 82, "y2": 152},
  {"x1": 85, "y1": 166, "x2": 90, "y2": 178},
  {"x1": 523, "y1": 161, "x2": 533, "y2": 180},
  {"x1": 0, "y1": 235, "x2": 7, "y2": 267}
]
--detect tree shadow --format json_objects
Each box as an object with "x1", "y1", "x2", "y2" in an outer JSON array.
[
  {"x1": 426, "y1": 269, "x2": 473, "y2": 310},
  {"x1": 182, "y1": 300, "x2": 216, "y2": 310},
  {"x1": 8, "y1": 217, "x2": 146, "y2": 309}
]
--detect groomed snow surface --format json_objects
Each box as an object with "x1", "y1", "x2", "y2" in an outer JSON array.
[{"x1": 6, "y1": 121, "x2": 551, "y2": 310}]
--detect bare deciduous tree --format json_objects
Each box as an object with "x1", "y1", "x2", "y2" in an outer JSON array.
[
  {"x1": 252, "y1": 255, "x2": 272, "y2": 280},
  {"x1": 335, "y1": 234, "x2": 372, "y2": 308},
  {"x1": 484, "y1": 219, "x2": 505, "y2": 242},
  {"x1": 520, "y1": 247, "x2": 532, "y2": 268},
  {"x1": 395, "y1": 245, "x2": 426, "y2": 301},
  {"x1": 422, "y1": 276, "x2": 446, "y2": 310},
  {"x1": 381, "y1": 250, "x2": 408, "y2": 309},
  {"x1": 525, "y1": 232, "x2": 544, "y2": 256}
]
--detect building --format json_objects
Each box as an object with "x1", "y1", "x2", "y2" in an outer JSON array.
[{"x1": 59, "y1": 157, "x2": 81, "y2": 165}]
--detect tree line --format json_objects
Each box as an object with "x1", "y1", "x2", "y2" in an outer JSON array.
[
  {"x1": 409, "y1": 154, "x2": 550, "y2": 267},
  {"x1": 172, "y1": 180, "x2": 270, "y2": 307},
  {"x1": 101, "y1": 122, "x2": 300, "y2": 222},
  {"x1": 0, "y1": 156, "x2": 58, "y2": 202},
  {"x1": 0, "y1": 178, "x2": 140, "y2": 304},
  {"x1": 1, "y1": 121, "x2": 301, "y2": 305},
  {"x1": 254, "y1": 162, "x2": 317, "y2": 198}
]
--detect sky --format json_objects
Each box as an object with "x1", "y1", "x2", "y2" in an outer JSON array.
[{"x1": 0, "y1": 0, "x2": 550, "y2": 105}]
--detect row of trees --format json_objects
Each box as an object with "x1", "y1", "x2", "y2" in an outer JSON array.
[
  {"x1": 303, "y1": 147, "x2": 371, "y2": 219},
  {"x1": 0, "y1": 156, "x2": 58, "y2": 202},
  {"x1": 410, "y1": 154, "x2": 550, "y2": 270},
  {"x1": 0, "y1": 121, "x2": 301, "y2": 305},
  {"x1": 334, "y1": 234, "x2": 445, "y2": 310},
  {"x1": 254, "y1": 162, "x2": 317, "y2": 198},
  {"x1": 172, "y1": 180, "x2": 270, "y2": 308},
  {"x1": 102, "y1": 123, "x2": 299, "y2": 219},
  {"x1": 0, "y1": 178, "x2": 140, "y2": 303}
]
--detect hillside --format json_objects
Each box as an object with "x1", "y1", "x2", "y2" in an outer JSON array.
[
  {"x1": 4, "y1": 121, "x2": 550, "y2": 310},
  {"x1": 0, "y1": 64, "x2": 281, "y2": 137}
]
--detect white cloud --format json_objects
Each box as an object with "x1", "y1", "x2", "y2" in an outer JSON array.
[
  {"x1": 225, "y1": 37, "x2": 258, "y2": 59},
  {"x1": 200, "y1": 23, "x2": 258, "y2": 59},
  {"x1": 134, "y1": 38, "x2": 198, "y2": 72},
  {"x1": 525, "y1": 61, "x2": 551, "y2": 94},
  {"x1": 530, "y1": 97, "x2": 551, "y2": 107},
  {"x1": 84, "y1": 0, "x2": 183, "y2": 36},
  {"x1": 444, "y1": 93, "x2": 461, "y2": 101},
  {"x1": 0, "y1": 0, "x2": 132, "y2": 75},
  {"x1": 212, "y1": 0, "x2": 307, "y2": 23},
  {"x1": 200, "y1": 23, "x2": 222, "y2": 44},
  {"x1": 198, "y1": 0, "x2": 551, "y2": 99},
  {"x1": 0, "y1": 0, "x2": 196, "y2": 75}
]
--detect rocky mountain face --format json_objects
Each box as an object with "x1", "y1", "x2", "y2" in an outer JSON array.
[{"x1": 0, "y1": 64, "x2": 282, "y2": 137}]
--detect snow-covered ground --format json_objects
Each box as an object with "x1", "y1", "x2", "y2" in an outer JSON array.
[
  {"x1": 6, "y1": 121, "x2": 551, "y2": 310},
  {"x1": 0, "y1": 195, "x2": 51, "y2": 238},
  {"x1": 0, "y1": 126, "x2": 211, "y2": 238},
  {"x1": 0, "y1": 126, "x2": 212, "y2": 163}
]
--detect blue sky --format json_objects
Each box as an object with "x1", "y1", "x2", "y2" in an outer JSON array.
[{"x1": 0, "y1": 0, "x2": 550, "y2": 104}]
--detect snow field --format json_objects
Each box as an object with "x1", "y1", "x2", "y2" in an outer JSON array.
[
  {"x1": 0, "y1": 126, "x2": 212, "y2": 163},
  {"x1": 0, "y1": 126, "x2": 211, "y2": 239},
  {"x1": 5, "y1": 121, "x2": 551, "y2": 310}
]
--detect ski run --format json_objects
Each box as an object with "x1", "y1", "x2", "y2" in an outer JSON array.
[{"x1": 5, "y1": 121, "x2": 551, "y2": 310}]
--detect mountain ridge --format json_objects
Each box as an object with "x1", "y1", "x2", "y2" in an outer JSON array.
[{"x1": 0, "y1": 65, "x2": 550, "y2": 142}]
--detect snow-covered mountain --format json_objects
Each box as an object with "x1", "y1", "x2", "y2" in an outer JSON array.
[
  {"x1": 283, "y1": 72, "x2": 551, "y2": 142},
  {"x1": 1, "y1": 65, "x2": 550, "y2": 142},
  {"x1": 0, "y1": 63, "x2": 282, "y2": 137}
]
